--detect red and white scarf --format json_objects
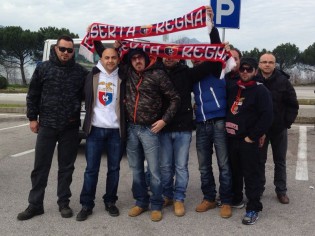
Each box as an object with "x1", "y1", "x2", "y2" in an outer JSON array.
[
  {"x1": 79, "y1": 6, "x2": 208, "y2": 62},
  {"x1": 119, "y1": 40, "x2": 236, "y2": 78}
]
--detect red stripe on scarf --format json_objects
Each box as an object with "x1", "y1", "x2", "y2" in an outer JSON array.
[{"x1": 79, "y1": 6, "x2": 207, "y2": 61}]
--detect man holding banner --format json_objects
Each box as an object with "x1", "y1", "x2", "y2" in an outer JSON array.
[{"x1": 80, "y1": 5, "x2": 235, "y2": 221}]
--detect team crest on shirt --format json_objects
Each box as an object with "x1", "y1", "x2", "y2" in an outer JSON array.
[
  {"x1": 230, "y1": 97, "x2": 245, "y2": 115},
  {"x1": 98, "y1": 82, "x2": 114, "y2": 106}
]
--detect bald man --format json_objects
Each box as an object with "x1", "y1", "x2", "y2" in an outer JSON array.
[
  {"x1": 77, "y1": 48, "x2": 126, "y2": 221},
  {"x1": 257, "y1": 53, "x2": 299, "y2": 204}
]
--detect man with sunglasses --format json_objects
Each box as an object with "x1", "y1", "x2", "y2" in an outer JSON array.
[
  {"x1": 17, "y1": 35, "x2": 88, "y2": 221},
  {"x1": 257, "y1": 53, "x2": 299, "y2": 204},
  {"x1": 225, "y1": 57, "x2": 273, "y2": 225}
]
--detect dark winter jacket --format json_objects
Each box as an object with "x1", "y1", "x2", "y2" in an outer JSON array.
[
  {"x1": 226, "y1": 77, "x2": 273, "y2": 142},
  {"x1": 257, "y1": 69, "x2": 299, "y2": 134},
  {"x1": 225, "y1": 71, "x2": 240, "y2": 92},
  {"x1": 83, "y1": 66, "x2": 126, "y2": 140},
  {"x1": 27, "y1": 48, "x2": 88, "y2": 130},
  {"x1": 119, "y1": 58, "x2": 181, "y2": 125},
  {"x1": 94, "y1": 40, "x2": 180, "y2": 126},
  {"x1": 162, "y1": 60, "x2": 222, "y2": 132}
]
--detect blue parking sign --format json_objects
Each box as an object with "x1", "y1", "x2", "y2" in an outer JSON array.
[{"x1": 210, "y1": 0, "x2": 241, "y2": 28}]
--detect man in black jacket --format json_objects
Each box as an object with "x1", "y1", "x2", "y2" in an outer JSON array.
[
  {"x1": 18, "y1": 35, "x2": 88, "y2": 221},
  {"x1": 258, "y1": 53, "x2": 299, "y2": 204},
  {"x1": 226, "y1": 57, "x2": 273, "y2": 225}
]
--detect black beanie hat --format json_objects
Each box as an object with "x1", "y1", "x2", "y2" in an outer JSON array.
[
  {"x1": 128, "y1": 48, "x2": 150, "y2": 67},
  {"x1": 240, "y1": 57, "x2": 258, "y2": 69}
]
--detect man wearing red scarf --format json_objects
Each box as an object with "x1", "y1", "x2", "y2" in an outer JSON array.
[{"x1": 225, "y1": 57, "x2": 273, "y2": 225}]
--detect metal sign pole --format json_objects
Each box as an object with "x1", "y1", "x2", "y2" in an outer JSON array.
[{"x1": 222, "y1": 28, "x2": 226, "y2": 42}]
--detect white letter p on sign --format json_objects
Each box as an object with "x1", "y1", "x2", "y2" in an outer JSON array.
[{"x1": 216, "y1": 0, "x2": 235, "y2": 24}]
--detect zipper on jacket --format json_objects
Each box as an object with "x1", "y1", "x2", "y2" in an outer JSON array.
[
  {"x1": 133, "y1": 73, "x2": 144, "y2": 123},
  {"x1": 210, "y1": 87, "x2": 220, "y2": 108},
  {"x1": 198, "y1": 82, "x2": 206, "y2": 120}
]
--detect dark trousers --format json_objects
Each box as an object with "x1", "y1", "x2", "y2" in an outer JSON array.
[
  {"x1": 259, "y1": 129, "x2": 288, "y2": 195},
  {"x1": 228, "y1": 138, "x2": 263, "y2": 212},
  {"x1": 28, "y1": 126, "x2": 79, "y2": 209}
]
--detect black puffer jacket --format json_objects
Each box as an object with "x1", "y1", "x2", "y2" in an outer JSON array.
[
  {"x1": 120, "y1": 58, "x2": 181, "y2": 125},
  {"x1": 27, "y1": 48, "x2": 88, "y2": 130},
  {"x1": 258, "y1": 69, "x2": 299, "y2": 134}
]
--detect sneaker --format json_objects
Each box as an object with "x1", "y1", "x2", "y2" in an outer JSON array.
[
  {"x1": 105, "y1": 203, "x2": 119, "y2": 217},
  {"x1": 163, "y1": 197, "x2": 174, "y2": 208},
  {"x1": 151, "y1": 210, "x2": 162, "y2": 222},
  {"x1": 195, "y1": 200, "x2": 216, "y2": 212},
  {"x1": 17, "y1": 206, "x2": 44, "y2": 221},
  {"x1": 277, "y1": 193, "x2": 289, "y2": 204},
  {"x1": 174, "y1": 201, "x2": 185, "y2": 217},
  {"x1": 242, "y1": 211, "x2": 259, "y2": 225},
  {"x1": 231, "y1": 201, "x2": 245, "y2": 209},
  {"x1": 220, "y1": 204, "x2": 232, "y2": 218},
  {"x1": 128, "y1": 206, "x2": 147, "y2": 217},
  {"x1": 76, "y1": 207, "x2": 92, "y2": 221},
  {"x1": 59, "y1": 205, "x2": 73, "y2": 218},
  {"x1": 216, "y1": 198, "x2": 222, "y2": 208}
]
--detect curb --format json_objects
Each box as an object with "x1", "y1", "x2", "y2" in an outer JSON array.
[
  {"x1": 294, "y1": 116, "x2": 315, "y2": 124},
  {"x1": 0, "y1": 107, "x2": 26, "y2": 113}
]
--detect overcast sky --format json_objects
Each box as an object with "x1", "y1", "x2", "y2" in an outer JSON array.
[{"x1": 1, "y1": 0, "x2": 314, "y2": 52}]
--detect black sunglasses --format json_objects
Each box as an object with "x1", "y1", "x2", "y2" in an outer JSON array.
[
  {"x1": 58, "y1": 46, "x2": 74, "y2": 53},
  {"x1": 239, "y1": 66, "x2": 254, "y2": 73}
]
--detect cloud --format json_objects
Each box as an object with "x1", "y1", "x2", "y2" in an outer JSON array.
[{"x1": 1, "y1": 0, "x2": 314, "y2": 51}]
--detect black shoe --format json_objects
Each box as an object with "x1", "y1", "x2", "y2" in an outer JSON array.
[
  {"x1": 59, "y1": 205, "x2": 73, "y2": 218},
  {"x1": 277, "y1": 193, "x2": 290, "y2": 204},
  {"x1": 105, "y1": 203, "x2": 120, "y2": 217},
  {"x1": 17, "y1": 206, "x2": 44, "y2": 221},
  {"x1": 76, "y1": 207, "x2": 92, "y2": 221}
]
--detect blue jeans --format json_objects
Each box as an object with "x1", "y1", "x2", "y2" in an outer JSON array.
[
  {"x1": 196, "y1": 119, "x2": 232, "y2": 204},
  {"x1": 80, "y1": 126, "x2": 123, "y2": 209},
  {"x1": 160, "y1": 131, "x2": 192, "y2": 202},
  {"x1": 127, "y1": 124, "x2": 163, "y2": 211}
]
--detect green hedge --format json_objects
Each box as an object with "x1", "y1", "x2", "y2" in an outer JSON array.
[{"x1": 0, "y1": 75, "x2": 8, "y2": 89}]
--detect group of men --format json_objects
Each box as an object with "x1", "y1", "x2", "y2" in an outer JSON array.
[{"x1": 17, "y1": 7, "x2": 299, "y2": 226}]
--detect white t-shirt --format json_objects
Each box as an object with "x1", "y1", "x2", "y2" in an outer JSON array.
[{"x1": 91, "y1": 61, "x2": 119, "y2": 128}]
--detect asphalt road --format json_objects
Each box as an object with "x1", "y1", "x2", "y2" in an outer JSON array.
[{"x1": 0, "y1": 118, "x2": 314, "y2": 236}]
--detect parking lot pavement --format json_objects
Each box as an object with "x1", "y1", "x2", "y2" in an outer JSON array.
[{"x1": 1, "y1": 126, "x2": 315, "y2": 236}]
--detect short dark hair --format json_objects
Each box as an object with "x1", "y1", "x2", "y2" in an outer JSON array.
[
  {"x1": 56, "y1": 35, "x2": 74, "y2": 45},
  {"x1": 232, "y1": 48, "x2": 242, "y2": 59}
]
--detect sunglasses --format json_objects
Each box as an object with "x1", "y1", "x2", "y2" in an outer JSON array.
[
  {"x1": 58, "y1": 46, "x2": 74, "y2": 53},
  {"x1": 239, "y1": 66, "x2": 254, "y2": 73},
  {"x1": 131, "y1": 54, "x2": 144, "y2": 61}
]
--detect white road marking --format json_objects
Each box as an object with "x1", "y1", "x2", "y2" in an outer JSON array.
[
  {"x1": 11, "y1": 149, "x2": 35, "y2": 157},
  {"x1": 295, "y1": 126, "x2": 308, "y2": 181},
  {"x1": 0, "y1": 123, "x2": 28, "y2": 131}
]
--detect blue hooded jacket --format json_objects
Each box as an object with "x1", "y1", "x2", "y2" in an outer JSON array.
[{"x1": 193, "y1": 75, "x2": 226, "y2": 122}]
